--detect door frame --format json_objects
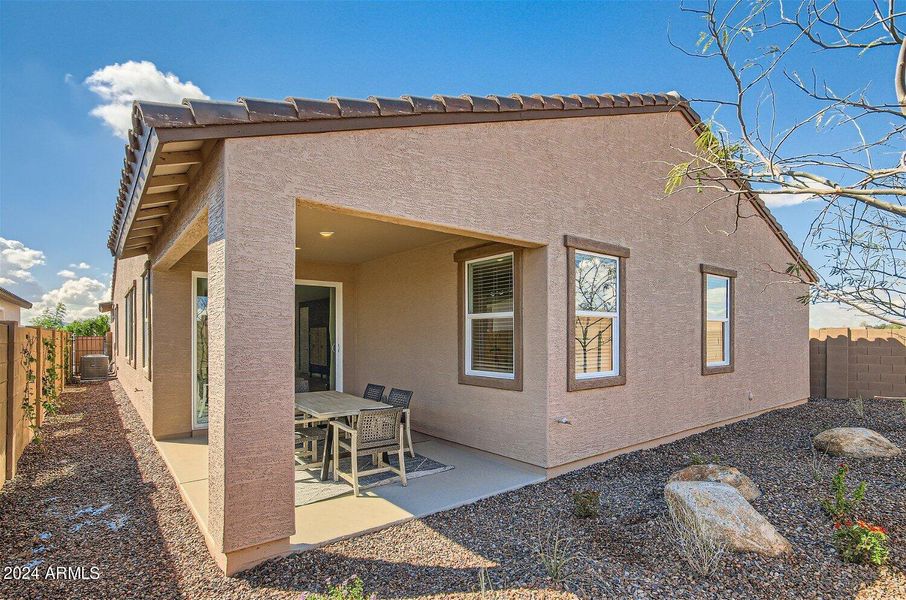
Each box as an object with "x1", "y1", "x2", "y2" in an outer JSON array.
[
  {"x1": 295, "y1": 279, "x2": 344, "y2": 392},
  {"x1": 191, "y1": 271, "x2": 208, "y2": 430}
]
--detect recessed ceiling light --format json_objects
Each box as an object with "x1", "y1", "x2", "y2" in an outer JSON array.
[{"x1": 319, "y1": 231, "x2": 334, "y2": 238}]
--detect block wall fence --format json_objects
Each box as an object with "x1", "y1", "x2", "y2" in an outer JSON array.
[{"x1": 810, "y1": 327, "x2": 906, "y2": 400}]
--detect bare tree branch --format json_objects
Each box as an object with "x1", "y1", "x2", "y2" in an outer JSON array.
[{"x1": 667, "y1": 0, "x2": 906, "y2": 326}]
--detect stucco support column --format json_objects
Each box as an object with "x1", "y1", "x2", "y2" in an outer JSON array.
[
  {"x1": 150, "y1": 267, "x2": 193, "y2": 438},
  {"x1": 206, "y1": 141, "x2": 295, "y2": 571}
]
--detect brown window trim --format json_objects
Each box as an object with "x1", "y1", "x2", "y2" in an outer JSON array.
[
  {"x1": 700, "y1": 264, "x2": 736, "y2": 375},
  {"x1": 454, "y1": 242, "x2": 523, "y2": 391},
  {"x1": 141, "y1": 261, "x2": 152, "y2": 381},
  {"x1": 126, "y1": 282, "x2": 137, "y2": 366},
  {"x1": 565, "y1": 235, "x2": 628, "y2": 391}
]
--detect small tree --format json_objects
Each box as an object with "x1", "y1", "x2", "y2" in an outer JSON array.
[
  {"x1": 30, "y1": 302, "x2": 67, "y2": 329},
  {"x1": 64, "y1": 314, "x2": 110, "y2": 336}
]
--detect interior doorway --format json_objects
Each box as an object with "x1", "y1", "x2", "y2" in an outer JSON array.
[{"x1": 295, "y1": 281, "x2": 343, "y2": 392}]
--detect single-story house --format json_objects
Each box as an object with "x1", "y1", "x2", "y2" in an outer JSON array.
[
  {"x1": 105, "y1": 89, "x2": 815, "y2": 573},
  {"x1": 0, "y1": 287, "x2": 32, "y2": 323}
]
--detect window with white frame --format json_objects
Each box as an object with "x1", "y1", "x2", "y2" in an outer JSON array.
[
  {"x1": 705, "y1": 274, "x2": 731, "y2": 366},
  {"x1": 465, "y1": 252, "x2": 515, "y2": 379},
  {"x1": 574, "y1": 250, "x2": 620, "y2": 378}
]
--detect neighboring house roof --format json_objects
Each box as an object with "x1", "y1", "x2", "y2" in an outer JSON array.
[
  {"x1": 0, "y1": 286, "x2": 32, "y2": 309},
  {"x1": 107, "y1": 90, "x2": 817, "y2": 281}
]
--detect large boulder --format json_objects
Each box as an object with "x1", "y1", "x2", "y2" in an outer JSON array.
[
  {"x1": 664, "y1": 481, "x2": 792, "y2": 557},
  {"x1": 813, "y1": 427, "x2": 901, "y2": 458},
  {"x1": 668, "y1": 464, "x2": 761, "y2": 501}
]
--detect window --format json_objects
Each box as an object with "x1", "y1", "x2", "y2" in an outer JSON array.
[
  {"x1": 565, "y1": 235, "x2": 628, "y2": 390},
  {"x1": 113, "y1": 305, "x2": 119, "y2": 356},
  {"x1": 454, "y1": 243, "x2": 522, "y2": 390},
  {"x1": 141, "y1": 270, "x2": 151, "y2": 372},
  {"x1": 125, "y1": 285, "x2": 136, "y2": 364},
  {"x1": 701, "y1": 264, "x2": 736, "y2": 375}
]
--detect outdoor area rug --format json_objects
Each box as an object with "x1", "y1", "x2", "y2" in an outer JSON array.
[{"x1": 294, "y1": 452, "x2": 454, "y2": 506}]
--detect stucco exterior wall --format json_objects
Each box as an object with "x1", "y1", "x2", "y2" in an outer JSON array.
[
  {"x1": 206, "y1": 141, "x2": 295, "y2": 554},
  {"x1": 226, "y1": 111, "x2": 809, "y2": 469},
  {"x1": 150, "y1": 249, "x2": 206, "y2": 438},
  {"x1": 354, "y1": 238, "x2": 549, "y2": 465},
  {"x1": 111, "y1": 254, "x2": 153, "y2": 430}
]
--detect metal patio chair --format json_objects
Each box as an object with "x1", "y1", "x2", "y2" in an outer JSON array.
[
  {"x1": 386, "y1": 388, "x2": 414, "y2": 457},
  {"x1": 363, "y1": 383, "x2": 385, "y2": 402}
]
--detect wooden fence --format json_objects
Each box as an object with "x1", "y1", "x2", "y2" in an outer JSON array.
[
  {"x1": 810, "y1": 327, "x2": 906, "y2": 400},
  {"x1": 1, "y1": 322, "x2": 69, "y2": 490},
  {"x1": 71, "y1": 333, "x2": 112, "y2": 379}
]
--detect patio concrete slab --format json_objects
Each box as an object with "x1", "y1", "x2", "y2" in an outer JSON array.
[{"x1": 154, "y1": 430, "x2": 545, "y2": 552}]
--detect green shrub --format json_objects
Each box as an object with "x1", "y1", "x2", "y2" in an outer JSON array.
[
  {"x1": 821, "y1": 463, "x2": 866, "y2": 522},
  {"x1": 833, "y1": 520, "x2": 889, "y2": 565},
  {"x1": 572, "y1": 490, "x2": 600, "y2": 518},
  {"x1": 689, "y1": 451, "x2": 720, "y2": 466},
  {"x1": 301, "y1": 577, "x2": 374, "y2": 600}
]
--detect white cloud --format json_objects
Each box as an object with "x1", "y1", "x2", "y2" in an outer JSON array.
[
  {"x1": 57, "y1": 269, "x2": 77, "y2": 279},
  {"x1": 1, "y1": 237, "x2": 45, "y2": 271},
  {"x1": 70, "y1": 262, "x2": 91, "y2": 270},
  {"x1": 809, "y1": 302, "x2": 889, "y2": 328},
  {"x1": 762, "y1": 192, "x2": 819, "y2": 208},
  {"x1": 760, "y1": 182, "x2": 835, "y2": 208},
  {"x1": 84, "y1": 60, "x2": 208, "y2": 139},
  {"x1": 0, "y1": 237, "x2": 45, "y2": 290},
  {"x1": 22, "y1": 277, "x2": 109, "y2": 323}
]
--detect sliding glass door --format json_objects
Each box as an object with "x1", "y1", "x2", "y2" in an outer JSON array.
[
  {"x1": 295, "y1": 281, "x2": 343, "y2": 392},
  {"x1": 192, "y1": 273, "x2": 208, "y2": 429}
]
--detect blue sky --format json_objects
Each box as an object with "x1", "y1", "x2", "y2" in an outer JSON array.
[{"x1": 0, "y1": 1, "x2": 896, "y2": 325}]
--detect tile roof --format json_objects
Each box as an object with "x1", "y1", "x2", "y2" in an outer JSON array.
[
  {"x1": 108, "y1": 91, "x2": 693, "y2": 254},
  {"x1": 106, "y1": 89, "x2": 817, "y2": 282}
]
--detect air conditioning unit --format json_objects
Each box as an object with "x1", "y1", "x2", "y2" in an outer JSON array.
[{"x1": 81, "y1": 354, "x2": 110, "y2": 380}]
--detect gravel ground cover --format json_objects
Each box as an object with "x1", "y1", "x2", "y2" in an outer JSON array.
[{"x1": 1, "y1": 380, "x2": 904, "y2": 599}]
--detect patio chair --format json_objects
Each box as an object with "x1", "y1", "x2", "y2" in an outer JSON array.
[
  {"x1": 386, "y1": 388, "x2": 415, "y2": 457},
  {"x1": 331, "y1": 407, "x2": 407, "y2": 496},
  {"x1": 295, "y1": 416, "x2": 326, "y2": 468},
  {"x1": 363, "y1": 383, "x2": 385, "y2": 402}
]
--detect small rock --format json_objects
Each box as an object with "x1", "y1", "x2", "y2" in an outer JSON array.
[
  {"x1": 668, "y1": 464, "x2": 761, "y2": 501},
  {"x1": 664, "y1": 481, "x2": 791, "y2": 557},
  {"x1": 813, "y1": 427, "x2": 901, "y2": 458}
]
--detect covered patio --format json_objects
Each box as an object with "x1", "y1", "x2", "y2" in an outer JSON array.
[
  {"x1": 156, "y1": 429, "x2": 543, "y2": 551},
  {"x1": 144, "y1": 190, "x2": 549, "y2": 573}
]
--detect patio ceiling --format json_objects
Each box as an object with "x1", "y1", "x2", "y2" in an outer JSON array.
[
  {"x1": 180, "y1": 206, "x2": 466, "y2": 265},
  {"x1": 295, "y1": 205, "x2": 459, "y2": 264}
]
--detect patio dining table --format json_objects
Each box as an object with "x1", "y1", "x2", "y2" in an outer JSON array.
[{"x1": 294, "y1": 390, "x2": 392, "y2": 481}]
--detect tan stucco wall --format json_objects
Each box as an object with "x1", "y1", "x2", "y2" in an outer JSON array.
[
  {"x1": 111, "y1": 254, "x2": 153, "y2": 430},
  {"x1": 205, "y1": 140, "x2": 296, "y2": 554},
  {"x1": 353, "y1": 238, "x2": 549, "y2": 465},
  {"x1": 150, "y1": 249, "x2": 206, "y2": 438},
  {"x1": 227, "y1": 111, "x2": 809, "y2": 469}
]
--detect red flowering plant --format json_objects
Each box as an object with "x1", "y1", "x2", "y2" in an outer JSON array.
[
  {"x1": 821, "y1": 463, "x2": 889, "y2": 566},
  {"x1": 833, "y1": 520, "x2": 890, "y2": 566}
]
